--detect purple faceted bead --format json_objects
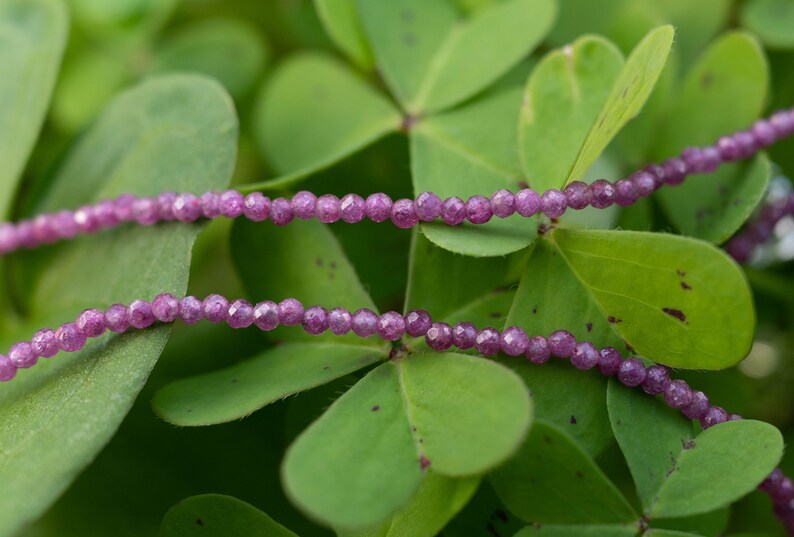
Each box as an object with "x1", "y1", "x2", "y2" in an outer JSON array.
[
  {"x1": 340, "y1": 194, "x2": 367, "y2": 223},
  {"x1": 303, "y1": 306, "x2": 329, "y2": 335},
  {"x1": 0, "y1": 223, "x2": 19, "y2": 253},
  {"x1": 152, "y1": 293, "x2": 181, "y2": 323},
  {"x1": 467, "y1": 195, "x2": 493, "y2": 224},
  {"x1": 16, "y1": 220, "x2": 36, "y2": 248},
  {"x1": 133, "y1": 197, "x2": 160, "y2": 225},
  {"x1": 31, "y1": 328, "x2": 59, "y2": 358},
  {"x1": 157, "y1": 192, "x2": 177, "y2": 221},
  {"x1": 105, "y1": 303, "x2": 130, "y2": 332},
  {"x1": 614, "y1": 180, "x2": 638, "y2": 207},
  {"x1": 728, "y1": 413, "x2": 743, "y2": 421},
  {"x1": 500, "y1": 326, "x2": 529, "y2": 356},
  {"x1": 541, "y1": 189, "x2": 567, "y2": 218},
  {"x1": 630, "y1": 171, "x2": 656, "y2": 198},
  {"x1": 525, "y1": 336, "x2": 550, "y2": 364},
  {"x1": 253, "y1": 301, "x2": 279, "y2": 330},
  {"x1": 515, "y1": 189, "x2": 541, "y2": 217},
  {"x1": 662, "y1": 158, "x2": 687, "y2": 186},
  {"x1": 200, "y1": 192, "x2": 222, "y2": 219},
  {"x1": 717, "y1": 136, "x2": 741, "y2": 161},
  {"x1": 547, "y1": 330, "x2": 576, "y2": 358},
  {"x1": 244, "y1": 192, "x2": 270, "y2": 222},
  {"x1": 56, "y1": 323, "x2": 87, "y2": 352},
  {"x1": 352, "y1": 308, "x2": 378, "y2": 337},
  {"x1": 179, "y1": 296, "x2": 203, "y2": 325},
  {"x1": 291, "y1": 191, "x2": 317, "y2": 220},
  {"x1": 752, "y1": 119, "x2": 777, "y2": 147},
  {"x1": 681, "y1": 390, "x2": 709, "y2": 420},
  {"x1": 202, "y1": 294, "x2": 229, "y2": 323},
  {"x1": 315, "y1": 194, "x2": 341, "y2": 223},
  {"x1": 726, "y1": 235, "x2": 755, "y2": 263},
  {"x1": 452, "y1": 322, "x2": 477, "y2": 350},
  {"x1": 681, "y1": 147, "x2": 706, "y2": 173},
  {"x1": 405, "y1": 310, "x2": 432, "y2": 337},
  {"x1": 93, "y1": 200, "x2": 119, "y2": 228},
  {"x1": 491, "y1": 189, "x2": 516, "y2": 218},
  {"x1": 227, "y1": 299, "x2": 254, "y2": 329},
  {"x1": 173, "y1": 193, "x2": 202, "y2": 222},
  {"x1": 664, "y1": 379, "x2": 693, "y2": 408},
  {"x1": 415, "y1": 192, "x2": 442, "y2": 222},
  {"x1": 761, "y1": 468, "x2": 785, "y2": 494},
  {"x1": 76, "y1": 308, "x2": 106, "y2": 338},
  {"x1": 774, "y1": 478, "x2": 794, "y2": 504},
  {"x1": 328, "y1": 307, "x2": 353, "y2": 335},
  {"x1": 598, "y1": 347, "x2": 622, "y2": 376},
  {"x1": 53, "y1": 211, "x2": 79, "y2": 239},
  {"x1": 9, "y1": 342, "x2": 37, "y2": 368},
  {"x1": 0, "y1": 355, "x2": 17, "y2": 381},
  {"x1": 270, "y1": 198, "x2": 294, "y2": 226},
  {"x1": 590, "y1": 180, "x2": 616, "y2": 209},
  {"x1": 701, "y1": 405, "x2": 728, "y2": 429},
  {"x1": 734, "y1": 130, "x2": 757, "y2": 158},
  {"x1": 366, "y1": 193, "x2": 393, "y2": 222},
  {"x1": 74, "y1": 206, "x2": 100, "y2": 233},
  {"x1": 129, "y1": 300, "x2": 155, "y2": 329},
  {"x1": 32, "y1": 215, "x2": 57, "y2": 244},
  {"x1": 220, "y1": 190, "x2": 245, "y2": 218},
  {"x1": 564, "y1": 181, "x2": 592, "y2": 210},
  {"x1": 378, "y1": 311, "x2": 406, "y2": 340},
  {"x1": 618, "y1": 358, "x2": 647, "y2": 387},
  {"x1": 441, "y1": 197, "x2": 467, "y2": 225},
  {"x1": 475, "y1": 328, "x2": 500, "y2": 355},
  {"x1": 701, "y1": 146, "x2": 721, "y2": 173},
  {"x1": 426, "y1": 322, "x2": 453, "y2": 351},
  {"x1": 391, "y1": 198, "x2": 419, "y2": 228},
  {"x1": 116, "y1": 194, "x2": 137, "y2": 221},
  {"x1": 642, "y1": 365, "x2": 669, "y2": 395},
  {"x1": 571, "y1": 342, "x2": 599, "y2": 370},
  {"x1": 770, "y1": 110, "x2": 794, "y2": 137},
  {"x1": 278, "y1": 298, "x2": 304, "y2": 326}
]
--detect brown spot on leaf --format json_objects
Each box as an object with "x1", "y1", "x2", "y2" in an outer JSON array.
[
  {"x1": 680, "y1": 281, "x2": 692, "y2": 290},
  {"x1": 683, "y1": 439, "x2": 696, "y2": 450},
  {"x1": 532, "y1": 305, "x2": 538, "y2": 314},
  {"x1": 490, "y1": 311, "x2": 502, "y2": 319},
  {"x1": 608, "y1": 316, "x2": 622, "y2": 324},
  {"x1": 701, "y1": 72, "x2": 714, "y2": 88},
  {"x1": 230, "y1": 378, "x2": 238, "y2": 384},
  {"x1": 570, "y1": 415, "x2": 577, "y2": 425},
  {"x1": 586, "y1": 322, "x2": 592, "y2": 332},
  {"x1": 676, "y1": 270, "x2": 686, "y2": 277},
  {"x1": 544, "y1": 435, "x2": 553, "y2": 444},
  {"x1": 662, "y1": 307, "x2": 687, "y2": 323},
  {"x1": 196, "y1": 519, "x2": 204, "y2": 526},
  {"x1": 575, "y1": 470, "x2": 585, "y2": 479},
  {"x1": 419, "y1": 454, "x2": 431, "y2": 470},
  {"x1": 371, "y1": 405, "x2": 380, "y2": 412},
  {"x1": 315, "y1": 258, "x2": 323, "y2": 267}
]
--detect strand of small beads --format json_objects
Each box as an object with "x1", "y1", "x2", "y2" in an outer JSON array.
[
  {"x1": 1, "y1": 293, "x2": 792, "y2": 533},
  {"x1": 726, "y1": 191, "x2": 794, "y2": 263},
  {"x1": 1, "y1": 107, "x2": 793, "y2": 257}
]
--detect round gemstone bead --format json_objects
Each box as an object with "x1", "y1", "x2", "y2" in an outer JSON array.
[
  {"x1": 291, "y1": 191, "x2": 317, "y2": 220},
  {"x1": 253, "y1": 301, "x2": 279, "y2": 330},
  {"x1": 728, "y1": 413, "x2": 743, "y2": 421},
  {"x1": 179, "y1": 296, "x2": 203, "y2": 325},
  {"x1": 0, "y1": 355, "x2": 17, "y2": 381},
  {"x1": 56, "y1": 323, "x2": 87, "y2": 352},
  {"x1": 643, "y1": 164, "x2": 667, "y2": 189},
  {"x1": 426, "y1": 322, "x2": 453, "y2": 351},
  {"x1": 642, "y1": 365, "x2": 669, "y2": 395},
  {"x1": 31, "y1": 329, "x2": 59, "y2": 358},
  {"x1": 227, "y1": 299, "x2": 254, "y2": 329},
  {"x1": 405, "y1": 310, "x2": 432, "y2": 337},
  {"x1": 701, "y1": 405, "x2": 728, "y2": 429},
  {"x1": 774, "y1": 478, "x2": 794, "y2": 504},
  {"x1": 220, "y1": 190, "x2": 245, "y2": 218},
  {"x1": 726, "y1": 235, "x2": 755, "y2": 263},
  {"x1": 93, "y1": 200, "x2": 120, "y2": 227},
  {"x1": 467, "y1": 195, "x2": 493, "y2": 224},
  {"x1": 9, "y1": 342, "x2": 37, "y2": 368},
  {"x1": 128, "y1": 300, "x2": 155, "y2": 329},
  {"x1": 662, "y1": 158, "x2": 687, "y2": 185},
  {"x1": 547, "y1": 330, "x2": 576, "y2": 358},
  {"x1": 618, "y1": 358, "x2": 647, "y2": 387},
  {"x1": 328, "y1": 307, "x2": 353, "y2": 335},
  {"x1": 664, "y1": 379, "x2": 693, "y2": 408},
  {"x1": 590, "y1": 180, "x2": 616, "y2": 209},
  {"x1": 441, "y1": 197, "x2": 467, "y2": 225},
  {"x1": 157, "y1": 192, "x2": 177, "y2": 221},
  {"x1": 16, "y1": 221, "x2": 36, "y2": 248},
  {"x1": 76, "y1": 308, "x2": 106, "y2": 338},
  {"x1": 244, "y1": 192, "x2": 270, "y2": 222},
  {"x1": 152, "y1": 293, "x2": 181, "y2": 323},
  {"x1": 366, "y1": 193, "x2": 393, "y2": 222},
  {"x1": 770, "y1": 110, "x2": 794, "y2": 137},
  {"x1": 681, "y1": 147, "x2": 706, "y2": 173},
  {"x1": 115, "y1": 194, "x2": 137, "y2": 222},
  {"x1": 340, "y1": 194, "x2": 367, "y2": 223},
  {"x1": 752, "y1": 119, "x2": 777, "y2": 147},
  {"x1": 761, "y1": 468, "x2": 785, "y2": 494},
  {"x1": 571, "y1": 342, "x2": 599, "y2": 370},
  {"x1": 701, "y1": 146, "x2": 721, "y2": 173},
  {"x1": 681, "y1": 390, "x2": 709, "y2": 420},
  {"x1": 491, "y1": 189, "x2": 516, "y2": 218},
  {"x1": 734, "y1": 130, "x2": 757, "y2": 158},
  {"x1": 315, "y1": 194, "x2": 341, "y2": 223},
  {"x1": 500, "y1": 326, "x2": 529, "y2": 356},
  {"x1": 515, "y1": 189, "x2": 541, "y2": 217},
  {"x1": 391, "y1": 198, "x2": 419, "y2": 228},
  {"x1": 278, "y1": 298, "x2": 304, "y2": 326},
  {"x1": 303, "y1": 306, "x2": 329, "y2": 335},
  {"x1": 630, "y1": 171, "x2": 656, "y2": 198},
  {"x1": 53, "y1": 211, "x2": 79, "y2": 239},
  {"x1": 74, "y1": 206, "x2": 100, "y2": 233},
  {"x1": 378, "y1": 311, "x2": 406, "y2": 340},
  {"x1": 598, "y1": 347, "x2": 622, "y2": 376},
  {"x1": 564, "y1": 181, "x2": 592, "y2": 210},
  {"x1": 614, "y1": 180, "x2": 637, "y2": 207},
  {"x1": 105, "y1": 303, "x2": 130, "y2": 332},
  {"x1": 200, "y1": 192, "x2": 222, "y2": 218},
  {"x1": 415, "y1": 192, "x2": 443, "y2": 222},
  {"x1": 525, "y1": 336, "x2": 550, "y2": 364},
  {"x1": 452, "y1": 322, "x2": 477, "y2": 350},
  {"x1": 202, "y1": 294, "x2": 229, "y2": 323},
  {"x1": 173, "y1": 194, "x2": 202, "y2": 222},
  {"x1": 133, "y1": 197, "x2": 159, "y2": 225},
  {"x1": 270, "y1": 198, "x2": 294, "y2": 226},
  {"x1": 32, "y1": 215, "x2": 57, "y2": 244},
  {"x1": 541, "y1": 189, "x2": 567, "y2": 218},
  {"x1": 352, "y1": 308, "x2": 378, "y2": 337},
  {"x1": 717, "y1": 136, "x2": 741, "y2": 161},
  {"x1": 0, "y1": 223, "x2": 19, "y2": 253},
  {"x1": 474, "y1": 328, "x2": 500, "y2": 355}
]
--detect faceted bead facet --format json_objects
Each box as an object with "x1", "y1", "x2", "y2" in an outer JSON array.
[
  {"x1": 105, "y1": 303, "x2": 131, "y2": 332},
  {"x1": 426, "y1": 322, "x2": 453, "y2": 351},
  {"x1": 152, "y1": 293, "x2": 181, "y2": 323},
  {"x1": 415, "y1": 192, "x2": 443, "y2": 222},
  {"x1": 76, "y1": 308, "x2": 107, "y2": 338},
  {"x1": 278, "y1": 298, "x2": 304, "y2": 326},
  {"x1": 227, "y1": 299, "x2": 254, "y2": 329},
  {"x1": 500, "y1": 326, "x2": 529, "y2": 356},
  {"x1": 405, "y1": 310, "x2": 432, "y2": 337},
  {"x1": 303, "y1": 306, "x2": 329, "y2": 335},
  {"x1": 202, "y1": 294, "x2": 229, "y2": 323},
  {"x1": 474, "y1": 328, "x2": 500, "y2": 355},
  {"x1": 377, "y1": 311, "x2": 406, "y2": 340},
  {"x1": 618, "y1": 358, "x2": 647, "y2": 387},
  {"x1": 253, "y1": 301, "x2": 279, "y2": 331}
]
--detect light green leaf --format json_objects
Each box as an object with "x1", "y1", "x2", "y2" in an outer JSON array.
[
  {"x1": 491, "y1": 420, "x2": 637, "y2": 524},
  {"x1": 314, "y1": 0, "x2": 373, "y2": 69},
  {"x1": 357, "y1": 0, "x2": 554, "y2": 114},
  {"x1": 648, "y1": 420, "x2": 784, "y2": 519},
  {"x1": 742, "y1": 0, "x2": 794, "y2": 49},
  {"x1": 0, "y1": 75, "x2": 237, "y2": 537},
  {"x1": 253, "y1": 52, "x2": 401, "y2": 181},
  {"x1": 607, "y1": 379, "x2": 695, "y2": 509},
  {"x1": 646, "y1": 531, "x2": 702, "y2": 537},
  {"x1": 0, "y1": 0, "x2": 67, "y2": 217},
  {"x1": 68, "y1": 0, "x2": 176, "y2": 37},
  {"x1": 412, "y1": 87, "x2": 539, "y2": 257},
  {"x1": 337, "y1": 472, "x2": 480, "y2": 537},
  {"x1": 160, "y1": 494, "x2": 297, "y2": 537},
  {"x1": 153, "y1": 343, "x2": 386, "y2": 426},
  {"x1": 283, "y1": 353, "x2": 531, "y2": 529},
  {"x1": 515, "y1": 525, "x2": 638, "y2": 536}
]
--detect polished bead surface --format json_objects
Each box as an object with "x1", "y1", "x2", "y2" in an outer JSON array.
[
  {"x1": 642, "y1": 365, "x2": 669, "y2": 395},
  {"x1": 378, "y1": 311, "x2": 406, "y2": 340},
  {"x1": 664, "y1": 379, "x2": 693, "y2": 408},
  {"x1": 56, "y1": 323, "x2": 87, "y2": 352},
  {"x1": 253, "y1": 301, "x2": 279, "y2": 331},
  {"x1": 291, "y1": 191, "x2": 317, "y2": 220},
  {"x1": 278, "y1": 298, "x2": 304, "y2": 326},
  {"x1": 415, "y1": 192, "x2": 443, "y2": 222},
  {"x1": 366, "y1": 193, "x2": 393, "y2": 222},
  {"x1": 500, "y1": 326, "x2": 529, "y2": 356},
  {"x1": 31, "y1": 329, "x2": 59, "y2": 358},
  {"x1": 105, "y1": 303, "x2": 131, "y2": 332},
  {"x1": 9, "y1": 342, "x2": 37, "y2": 368},
  {"x1": 173, "y1": 194, "x2": 202, "y2": 222},
  {"x1": 340, "y1": 194, "x2": 367, "y2": 223},
  {"x1": 441, "y1": 197, "x2": 467, "y2": 225},
  {"x1": 228, "y1": 299, "x2": 254, "y2": 329},
  {"x1": 328, "y1": 307, "x2": 353, "y2": 335},
  {"x1": 179, "y1": 296, "x2": 203, "y2": 325},
  {"x1": 515, "y1": 189, "x2": 541, "y2": 217},
  {"x1": 564, "y1": 181, "x2": 592, "y2": 210},
  {"x1": 547, "y1": 330, "x2": 576, "y2": 358},
  {"x1": 618, "y1": 358, "x2": 647, "y2": 387},
  {"x1": 682, "y1": 390, "x2": 710, "y2": 420},
  {"x1": 315, "y1": 194, "x2": 341, "y2": 223},
  {"x1": 491, "y1": 189, "x2": 516, "y2": 218},
  {"x1": 391, "y1": 198, "x2": 419, "y2": 228},
  {"x1": 352, "y1": 308, "x2": 378, "y2": 337},
  {"x1": 571, "y1": 342, "x2": 599, "y2": 370},
  {"x1": 452, "y1": 322, "x2": 477, "y2": 350},
  {"x1": 426, "y1": 322, "x2": 453, "y2": 351},
  {"x1": 525, "y1": 336, "x2": 550, "y2": 364},
  {"x1": 467, "y1": 195, "x2": 493, "y2": 224},
  {"x1": 76, "y1": 308, "x2": 107, "y2": 338},
  {"x1": 202, "y1": 294, "x2": 229, "y2": 323},
  {"x1": 220, "y1": 190, "x2": 245, "y2": 218},
  {"x1": 129, "y1": 300, "x2": 156, "y2": 329},
  {"x1": 405, "y1": 310, "x2": 432, "y2": 337},
  {"x1": 152, "y1": 293, "x2": 180, "y2": 323},
  {"x1": 200, "y1": 192, "x2": 222, "y2": 218},
  {"x1": 270, "y1": 197, "x2": 294, "y2": 226},
  {"x1": 590, "y1": 180, "x2": 615, "y2": 209},
  {"x1": 614, "y1": 180, "x2": 637, "y2": 207},
  {"x1": 0, "y1": 355, "x2": 17, "y2": 381},
  {"x1": 303, "y1": 306, "x2": 329, "y2": 335},
  {"x1": 474, "y1": 328, "x2": 500, "y2": 355},
  {"x1": 540, "y1": 189, "x2": 567, "y2": 218},
  {"x1": 598, "y1": 347, "x2": 622, "y2": 376},
  {"x1": 244, "y1": 192, "x2": 270, "y2": 222}
]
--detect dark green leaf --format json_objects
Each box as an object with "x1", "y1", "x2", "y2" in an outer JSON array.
[
  {"x1": 514, "y1": 525, "x2": 637, "y2": 536},
  {"x1": 742, "y1": 0, "x2": 794, "y2": 49}
]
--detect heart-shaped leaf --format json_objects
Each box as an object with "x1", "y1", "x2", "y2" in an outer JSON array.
[
  {"x1": 515, "y1": 525, "x2": 638, "y2": 536},
  {"x1": 314, "y1": 0, "x2": 374, "y2": 69},
  {"x1": 160, "y1": 494, "x2": 297, "y2": 537},
  {"x1": 490, "y1": 420, "x2": 637, "y2": 524},
  {"x1": 0, "y1": 74, "x2": 237, "y2": 537},
  {"x1": 283, "y1": 353, "x2": 531, "y2": 529},
  {"x1": 742, "y1": 0, "x2": 794, "y2": 49}
]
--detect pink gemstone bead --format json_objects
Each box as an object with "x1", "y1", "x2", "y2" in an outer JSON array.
[
  {"x1": 76, "y1": 308, "x2": 107, "y2": 338},
  {"x1": 244, "y1": 192, "x2": 271, "y2": 222},
  {"x1": 0, "y1": 355, "x2": 18, "y2": 381},
  {"x1": 227, "y1": 299, "x2": 254, "y2": 329},
  {"x1": 366, "y1": 193, "x2": 392, "y2": 223},
  {"x1": 291, "y1": 191, "x2": 317, "y2": 220},
  {"x1": 220, "y1": 190, "x2": 245, "y2": 218},
  {"x1": 105, "y1": 304, "x2": 130, "y2": 332},
  {"x1": 173, "y1": 194, "x2": 202, "y2": 222},
  {"x1": 9, "y1": 342, "x2": 37, "y2": 368},
  {"x1": 441, "y1": 197, "x2": 467, "y2": 225},
  {"x1": 56, "y1": 323, "x2": 87, "y2": 352},
  {"x1": 179, "y1": 297, "x2": 202, "y2": 325},
  {"x1": 315, "y1": 194, "x2": 341, "y2": 223},
  {"x1": 253, "y1": 301, "x2": 279, "y2": 330},
  {"x1": 340, "y1": 194, "x2": 366, "y2": 223},
  {"x1": 152, "y1": 293, "x2": 181, "y2": 323}
]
